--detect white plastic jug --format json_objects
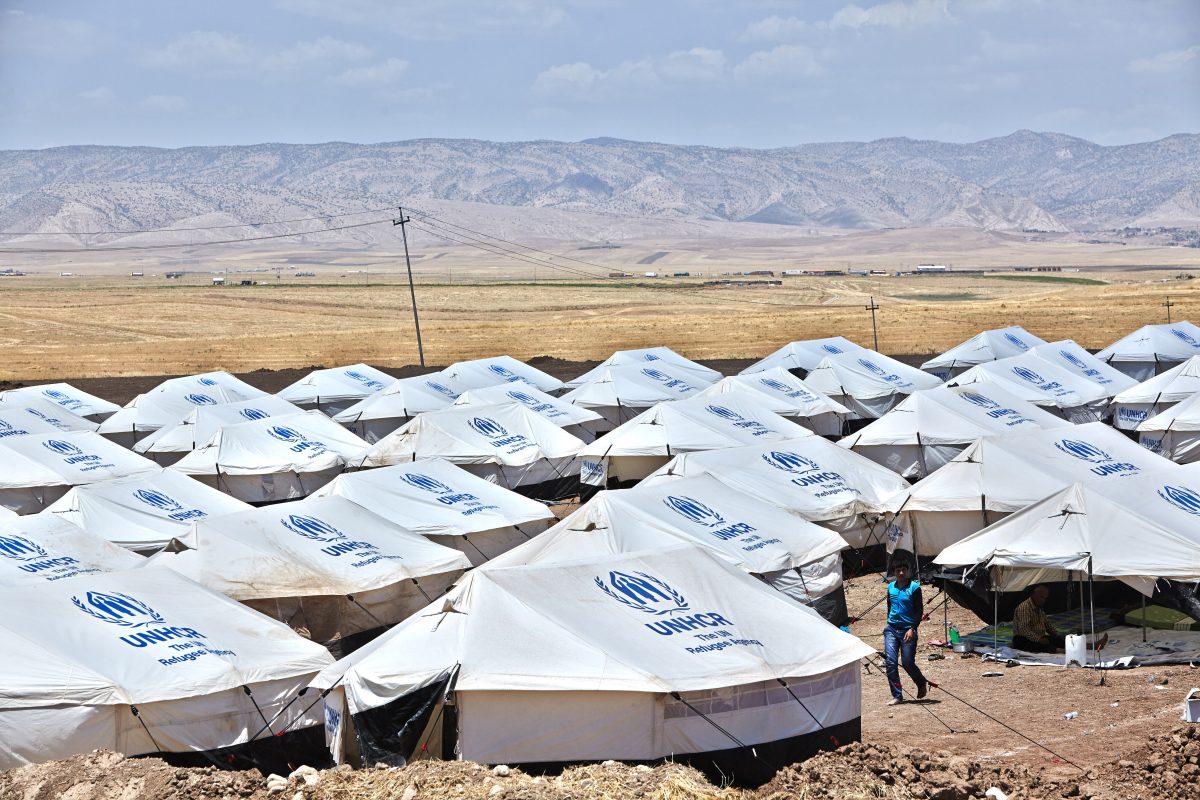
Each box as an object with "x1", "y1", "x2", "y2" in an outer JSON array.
[
  {"x1": 1064, "y1": 634, "x2": 1087, "y2": 667},
  {"x1": 1184, "y1": 688, "x2": 1200, "y2": 723}
]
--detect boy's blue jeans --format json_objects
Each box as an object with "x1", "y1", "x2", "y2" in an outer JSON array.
[{"x1": 883, "y1": 625, "x2": 927, "y2": 700}]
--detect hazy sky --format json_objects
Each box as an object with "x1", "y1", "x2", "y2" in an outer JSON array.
[{"x1": 1, "y1": 0, "x2": 1197, "y2": 150}]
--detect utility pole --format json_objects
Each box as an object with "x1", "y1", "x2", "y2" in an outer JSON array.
[
  {"x1": 1165, "y1": 296, "x2": 1175, "y2": 324},
  {"x1": 393, "y1": 207, "x2": 426, "y2": 367},
  {"x1": 865, "y1": 296, "x2": 880, "y2": 351}
]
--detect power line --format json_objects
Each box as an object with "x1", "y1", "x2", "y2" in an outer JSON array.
[{"x1": 0, "y1": 205, "x2": 398, "y2": 236}]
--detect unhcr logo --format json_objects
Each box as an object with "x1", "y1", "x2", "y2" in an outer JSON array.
[
  {"x1": 42, "y1": 389, "x2": 84, "y2": 411},
  {"x1": 506, "y1": 390, "x2": 539, "y2": 406},
  {"x1": 0, "y1": 419, "x2": 27, "y2": 437},
  {"x1": 267, "y1": 425, "x2": 303, "y2": 443},
  {"x1": 345, "y1": 370, "x2": 385, "y2": 390},
  {"x1": 469, "y1": 417, "x2": 508, "y2": 438},
  {"x1": 1003, "y1": 332, "x2": 1029, "y2": 349},
  {"x1": 134, "y1": 489, "x2": 183, "y2": 513},
  {"x1": 960, "y1": 391, "x2": 1000, "y2": 410},
  {"x1": 1171, "y1": 329, "x2": 1200, "y2": 347},
  {"x1": 282, "y1": 514, "x2": 346, "y2": 543},
  {"x1": 197, "y1": 377, "x2": 218, "y2": 387},
  {"x1": 761, "y1": 450, "x2": 820, "y2": 474},
  {"x1": 487, "y1": 364, "x2": 522, "y2": 382},
  {"x1": 1060, "y1": 350, "x2": 1087, "y2": 369},
  {"x1": 643, "y1": 353, "x2": 661, "y2": 361},
  {"x1": 664, "y1": 495, "x2": 725, "y2": 527},
  {"x1": 858, "y1": 358, "x2": 887, "y2": 377},
  {"x1": 239, "y1": 407, "x2": 269, "y2": 421},
  {"x1": 642, "y1": 368, "x2": 672, "y2": 382},
  {"x1": 1158, "y1": 485, "x2": 1200, "y2": 516},
  {"x1": 1012, "y1": 366, "x2": 1045, "y2": 385},
  {"x1": 43, "y1": 439, "x2": 83, "y2": 457},
  {"x1": 1055, "y1": 438, "x2": 1140, "y2": 477},
  {"x1": 705, "y1": 404, "x2": 742, "y2": 421},
  {"x1": 822, "y1": 344, "x2": 843, "y2": 354},
  {"x1": 594, "y1": 571, "x2": 689, "y2": 616},
  {"x1": 185, "y1": 393, "x2": 217, "y2": 406},
  {"x1": 401, "y1": 472, "x2": 453, "y2": 494},
  {"x1": 0, "y1": 534, "x2": 48, "y2": 562},
  {"x1": 71, "y1": 591, "x2": 165, "y2": 628},
  {"x1": 425, "y1": 381, "x2": 458, "y2": 398}
]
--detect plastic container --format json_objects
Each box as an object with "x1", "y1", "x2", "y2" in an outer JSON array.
[
  {"x1": 1184, "y1": 688, "x2": 1200, "y2": 723},
  {"x1": 1064, "y1": 634, "x2": 1087, "y2": 667},
  {"x1": 949, "y1": 625, "x2": 961, "y2": 645}
]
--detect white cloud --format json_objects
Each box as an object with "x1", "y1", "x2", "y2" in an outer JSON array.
[
  {"x1": 334, "y1": 57, "x2": 410, "y2": 87},
  {"x1": 1129, "y1": 45, "x2": 1200, "y2": 74},
  {"x1": 276, "y1": 0, "x2": 567, "y2": 38},
  {"x1": 262, "y1": 36, "x2": 373, "y2": 71},
  {"x1": 656, "y1": 48, "x2": 726, "y2": 83},
  {"x1": 733, "y1": 45, "x2": 823, "y2": 82},
  {"x1": 141, "y1": 95, "x2": 189, "y2": 112},
  {"x1": 144, "y1": 32, "x2": 372, "y2": 76},
  {"x1": 533, "y1": 48, "x2": 727, "y2": 99},
  {"x1": 0, "y1": 11, "x2": 104, "y2": 57},
  {"x1": 79, "y1": 87, "x2": 115, "y2": 106},
  {"x1": 740, "y1": 16, "x2": 811, "y2": 43},
  {"x1": 830, "y1": 0, "x2": 950, "y2": 30}
]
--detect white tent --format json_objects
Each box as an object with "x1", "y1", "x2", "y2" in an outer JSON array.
[
  {"x1": 935, "y1": 482, "x2": 1200, "y2": 596},
  {"x1": 1138, "y1": 390, "x2": 1200, "y2": 464},
  {"x1": 44, "y1": 468, "x2": 252, "y2": 553},
  {"x1": 948, "y1": 353, "x2": 1110, "y2": 422},
  {"x1": 839, "y1": 383, "x2": 1071, "y2": 479},
  {"x1": 694, "y1": 369, "x2": 851, "y2": 436},
  {"x1": 565, "y1": 347, "x2": 721, "y2": 389},
  {"x1": 173, "y1": 411, "x2": 369, "y2": 503},
  {"x1": 1027, "y1": 340, "x2": 1136, "y2": 394},
  {"x1": 802, "y1": 352, "x2": 942, "y2": 419},
  {"x1": 133, "y1": 395, "x2": 308, "y2": 465},
  {"x1": 887, "y1": 422, "x2": 1180, "y2": 557},
  {"x1": 439, "y1": 356, "x2": 564, "y2": 394},
  {"x1": 332, "y1": 374, "x2": 464, "y2": 443},
  {"x1": 641, "y1": 437, "x2": 911, "y2": 549},
  {"x1": 560, "y1": 364, "x2": 712, "y2": 430},
  {"x1": 149, "y1": 495, "x2": 471, "y2": 643},
  {"x1": 0, "y1": 400, "x2": 97, "y2": 434},
  {"x1": 0, "y1": 567, "x2": 333, "y2": 769},
  {"x1": 0, "y1": 407, "x2": 94, "y2": 440},
  {"x1": 920, "y1": 326, "x2": 1046, "y2": 380},
  {"x1": 99, "y1": 381, "x2": 269, "y2": 448},
  {"x1": 356, "y1": 402, "x2": 584, "y2": 500},
  {"x1": 0, "y1": 513, "x2": 144, "y2": 586},
  {"x1": 315, "y1": 545, "x2": 874, "y2": 783},
  {"x1": 577, "y1": 394, "x2": 815, "y2": 488},
  {"x1": 1095, "y1": 321, "x2": 1200, "y2": 381},
  {"x1": 311, "y1": 458, "x2": 555, "y2": 566},
  {"x1": 489, "y1": 474, "x2": 848, "y2": 611},
  {"x1": 738, "y1": 337, "x2": 867, "y2": 377},
  {"x1": 277, "y1": 363, "x2": 395, "y2": 415},
  {"x1": 0, "y1": 383, "x2": 121, "y2": 421},
  {"x1": 0, "y1": 431, "x2": 160, "y2": 515},
  {"x1": 453, "y1": 383, "x2": 602, "y2": 442},
  {"x1": 1110, "y1": 356, "x2": 1200, "y2": 430}
]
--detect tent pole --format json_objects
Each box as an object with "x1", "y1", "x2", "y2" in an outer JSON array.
[
  {"x1": 992, "y1": 574, "x2": 998, "y2": 656},
  {"x1": 1088, "y1": 557, "x2": 1103, "y2": 686},
  {"x1": 943, "y1": 573, "x2": 949, "y2": 643},
  {"x1": 1142, "y1": 594, "x2": 1147, "y2": 643}
]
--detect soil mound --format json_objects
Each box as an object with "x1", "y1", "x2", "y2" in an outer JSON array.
[{"x1": 1112, "y1": 724, "x2": 1200, "y2": 800}]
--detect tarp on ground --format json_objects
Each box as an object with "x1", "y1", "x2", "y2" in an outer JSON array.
[
  {"x1": 948, "y1": 353, "x2": 1110, "y2": 422},
  {"x1": 694, "y1": 368, "x2": 851, "y2": 436},
  {"x1": 920, "y1": 326, "x2": 1047, "y2": 380},
  {"x1": 44, "y1": 468, "x2": 252, "y2": 552},
  {"x1": 1095, "y1": 321, "x2": 1200, "y2": 381},
  {"x1": 0, "y1": 383, "x2": 121, "y2": 421},
  {"x1": 1111, "y1": 355, "x2": 1200, "y2": 430},
  {"x1": 0, "y1": 567, "x2": 333, "y2": 768},
  {"x1": 802, "y1": 352, "x2": 942, "y2": 419},
  {"x1": 133, "y1": 396, "x2": 308, "y2": 461},
  {"x1": 0, "y1": 513, "x2": 144, "y2": 586},
  {"x1": 439, "y1": 356, "x2": 564, "y2": 394},
  {"x1": 565, "y1": 346, "x2": 721, "y2": 389},
  {"x1": 276, "y1": 364, "x2": 395, "y2": 414},
  {"x1": 738, "y1": 337, "x2": 867, "y2": 377},
  {"x1": 839, "y1": 383, "x2": 1070, "y2": 479}
]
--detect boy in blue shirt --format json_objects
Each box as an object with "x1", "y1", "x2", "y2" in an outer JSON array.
[{"x1": 884, "y1": 561, "x2": 928, "y2": 705}]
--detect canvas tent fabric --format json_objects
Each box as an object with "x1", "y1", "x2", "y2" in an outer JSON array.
[
  {"x1": 149, "y1": 495, "x2": 471, "y2": 642},
  {"x1": 641, "y1": 437, "x2": 911, "y2": 549},
  {"x1": 1138, "y1": 390, "x2": 1200, "y2": 464},
  {"x1": 0, "y1": 513, "x2": 144, "y2": 586},
  {"x1": 0, "y1": 383, "x2": 122, "y2": 421},
  {"x1": 920, "y1": 326, "x2": 1047, "y2": 380},
  {"x1": 439, "y1": 356, "x2": 564, "y2": 394},
  {"x1": 0, "y1": 407, "x2": 95, "y2": 439},
  {"x1": 277, "y1": 364, "x2": 395, "y2": 416},
  {"x1": 934, "y1": 483, "x2": 1200, "y2": 596},
  {"x1": 132, "y1": 395, "x2": 308, "y2": 465},
  {"x1": 0, "y1": 566, "x2": 333, "y2": 769},
  {"x1": 1110, "y1": 356, "x2": 1200, "y2": 431},
  {"x1": 886, "y1": 422, "x2": 1181, "y2": 557},
  {"x1": 738, "y1": 337, "x2": 867, "y2": 377},
  {"x1": 98, "y1": 383, "x2": 268, "y2": 448},
  {"x1": 452, "y1": 383, "x2": 602, "y2": 441},
  {"x1": 311, "y1": 458, "x2": 554, "y2": 565},
  {"x1": 173, "y1": 411, "x2": 370, "y2": 503},
  {"x1": 0, "y1": 402, "x2": 97, "y2": 435},
  {"x1": 801, "y1": 352, "x2": 942, "y2": 419},
  {"x1": 332, "y1": 373, "x2": 465, "y2": 443},
  {"x1": 0, "y1": 431, "x2": 160, "y2": 515},
  {"x1": 560, "y1": 364, "x2": 713, "y2": 430},
  {"x1": 314, "y1": 545, "x2": 873, "y2": 782},
  {"x1": 1027, "y1": 340, "x2": 1136, "y2": 395},
  {"x1": 565, "y1": 347, "x2": 722, "y2": 389},
  {"x1": 355, "y1": 401, "x2": 584, "y2": 499},
  {"x1": 694, "y1": 368, "x2": 851, "y2": 436},
  {"x1": 487, "y1": 474, "x2": 848, "y2": 610},
  {"x1": 44, "y1": 468, "x2": 252, "y2": 553},
  {"x1": 1095, "y1": 321, "x2": 1200, "y2": 381},
  {"x1": 839, "y1": 383, "x2": 1071, "y2": 479},
  {"x1": 576, "y1": 393, "x2": 816, "y2": 488},
  {"x1": 948, "y1": 353, "x2": 1111, "y2": 422}
]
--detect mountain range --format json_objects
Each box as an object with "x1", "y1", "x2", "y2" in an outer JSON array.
[{"x1": 1, "y1": 130, "x2": 1197, "y2": 245}]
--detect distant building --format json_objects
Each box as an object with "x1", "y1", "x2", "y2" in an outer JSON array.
[{"x1": 916, "y1": 264, "x2": 948, "y2": 272}]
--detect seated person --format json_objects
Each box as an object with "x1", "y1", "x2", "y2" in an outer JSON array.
[{"x1": 1011, "y1": 585, "x2": 1107, "y2": 654}]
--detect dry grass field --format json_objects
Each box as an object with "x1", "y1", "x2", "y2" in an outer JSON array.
[{"x1": 2, "y1": 229, "x2": 1198, "y2": 381}]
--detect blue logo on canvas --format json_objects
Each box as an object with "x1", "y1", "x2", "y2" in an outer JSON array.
[
  {"x1": 185, "y1": 393, "x2": 217, "y2": 406},
  {"x1": 960, "y1": 391, "x2": 1000, "y2": 410},
  {"x1": 506, "y1": 390, "x2": 539, "y2": 406},
  {"x1": 761, "y1": 451, "x2": 820, "y2": 474},
  {"x1": 267, "y1": 425, "x2": 303, "y2": 443},
  {"x1": 135, "y1": 489, "x2": 183, "y2": 513},
  {"x1": 0, "y1": 419, "x2": 24, "y2": 437},
  {"x1": 1060, "y1": 350, "x2": 1087, "y2": 369},
  {"x1": 664, "y1": 495, "x2": 725, "y2": 527},
  {"x1": 1012, "y1": 366, "x2": 1045, "y2": 384},
  {"x1": 0, "y1": 534, "x2": 48, "y2": 562},
  {"x1": 487, "y1": 364, "x2": 523, "y2": 382},
  {"x1": 822, "y1": 344, "x2": 843, "y2": 354},
  {"x1": 706, "y1": 405, "x2": 742, "y2": 421},
  {"x1": 425, "y1": 381, "x2": 458, "y2": 398},
  {"x1": 858, "y1": 358, "x2": 887, "y2": 377},
  {"x1": 1170, "y1": 328, "x2": 1200, "y2": 347},
  {"x1": 1158, "y1": 485, "x2": 1200, "y2": 516},
  {"x1": 758, "y1": 377, "x2": 813, "y2": 400},
  {"x1": 71, "y1": 591, "x2": 165, "y2": 628},
  {"x1": 197, "y1": 377, "x2": 218, "y2": 387},
  {"x1": 643, "y1": 353, "x2": 661, "y2": 361},
  {"x1": 642, "y1": 368, "x2": 672, "y2": 382},
  {"x1": 401, "y1": 472, "x2": 453, "y2": 494},
  {"x1": 1054, "y1": 438, "x2": 1140, "y2": 477},
  {"x1": 345, "y1": 370, "x2": 385, "y2": 390},
  {"x1": 1003, "y1": 332, "x2": 1029, "y2": 350},
  {"x1": 282, "y1": 514, "x2": 346, "y2": 543},
  {"x1": 594, "y1": 571, "x2": 689, "y2": 616},
  {"x1": 43, "y1": 439, "x2": 83, "y2": 457},
  {"x1": 239, "y1": 407, "x2": 269, "y2": 421},
  {"x1": 469, "y1": 417, "x2": 508, "y2": 438}
]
